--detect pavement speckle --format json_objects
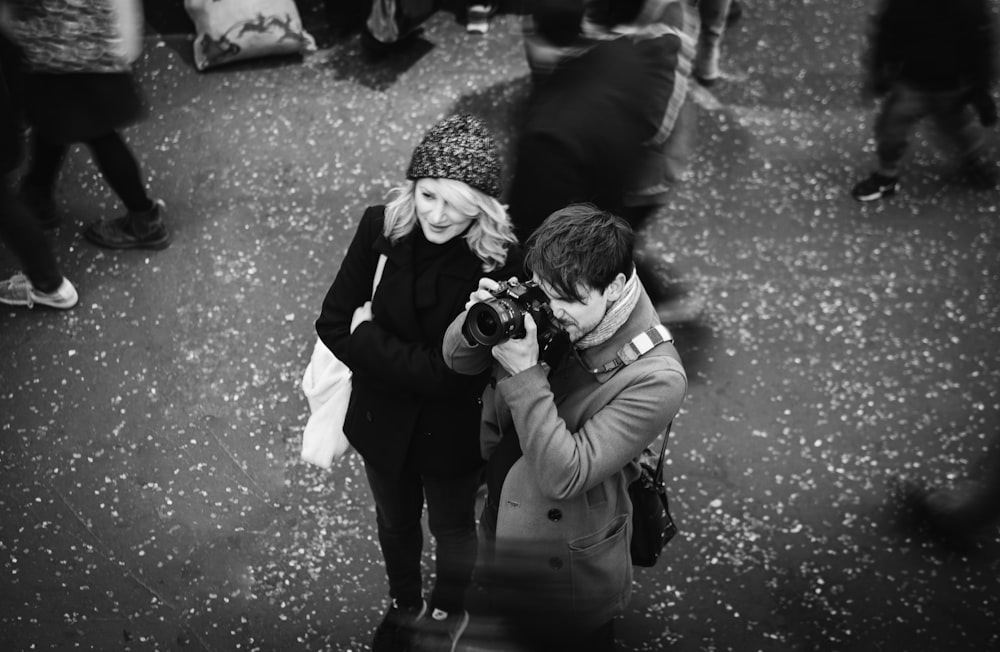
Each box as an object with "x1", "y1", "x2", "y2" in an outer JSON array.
[{"x1": 2, "y1": 3, "x2": 1000, "y2": 651}]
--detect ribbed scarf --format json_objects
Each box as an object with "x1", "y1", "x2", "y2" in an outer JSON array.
[{"x1": 576, "y1": 269, "x2": 640, "y2": 350}]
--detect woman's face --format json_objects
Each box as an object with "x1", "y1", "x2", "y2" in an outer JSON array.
[{"x1": 413, "y1": 178, "x2": 476, "y2": 244}]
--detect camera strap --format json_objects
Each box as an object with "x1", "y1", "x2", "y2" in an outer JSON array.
[{"x1": 588, "y1": 324, "x2": 673, "y2": 374}]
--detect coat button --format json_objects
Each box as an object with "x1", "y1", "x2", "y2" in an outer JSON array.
[
  {"x1": 547, "y1": 509, "x2": 562, "y2": 522},
  {"x1": 365, "y1": 411, "x2": 373, "y2": 422},
  {"x1": 548, "y1": 557, "x2": 563, "y2": 570}
]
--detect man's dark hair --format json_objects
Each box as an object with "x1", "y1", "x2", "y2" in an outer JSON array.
[{"x1": 524, "y1": 204, "x2": 634, "y2": 302}]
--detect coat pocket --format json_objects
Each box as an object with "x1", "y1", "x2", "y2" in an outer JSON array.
[{"x1": 567, "y1": 514, "x2": 630, "y2": 608}]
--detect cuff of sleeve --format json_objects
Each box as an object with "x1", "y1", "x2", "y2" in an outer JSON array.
[{"x1": 496, "y1": 364, "x2": 547, "y2": 403}]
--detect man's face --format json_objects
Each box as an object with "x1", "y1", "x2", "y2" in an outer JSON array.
[{"x1": 531, "y1": 273, "x2": 612, "y2": 344}]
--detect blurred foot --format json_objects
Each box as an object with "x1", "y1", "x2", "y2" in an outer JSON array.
[
  {"x1": 852, "y1": 171, "x2": 898, "y2": 202},
  {"x1": 467, "y1": 5, "x2": 493, "y2": 34},
  {"x1": 0, "y1": 273, "x2": 78, "y2": 309},
  {"x1": 372, "y1": 599, "x2": 426, "y2": 652},
  {"x1": 83, "y1": 199, "x2": 170, "y2": 250},
  {"x1": 894, "y1": 478, "x2": 981, "y2": 552},
  {"x1": 411, "y1": 608, "x2": 470, "y2": 652}
]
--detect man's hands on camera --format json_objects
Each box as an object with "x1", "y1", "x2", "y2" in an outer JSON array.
[
  {"x1": 465, "y1": 276, "x2": 517, "y2": 311},
  {"x1": 492, "y1": 313, "x2": 539, "y2": 375}
]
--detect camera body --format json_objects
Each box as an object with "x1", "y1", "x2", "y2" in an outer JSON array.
[{"x1": 462, "y1": 280, "x2": 569, "y2": 362}]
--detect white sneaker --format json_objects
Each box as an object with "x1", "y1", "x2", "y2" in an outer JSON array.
[{"x1": 0, "y1": 273, "x2": 78, "y2": 309}]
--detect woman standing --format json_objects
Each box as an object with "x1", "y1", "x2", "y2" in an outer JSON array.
[{"x1": 315, "y1": 114, "x2": 517, "y2": 652}]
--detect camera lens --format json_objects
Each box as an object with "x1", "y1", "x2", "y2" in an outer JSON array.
[
  {"x1": 475, "y1": 311, "x2": 500, "y2": 338},
  {"x1": 464, "y1": 299, "x2": 521, "y2": 346}
]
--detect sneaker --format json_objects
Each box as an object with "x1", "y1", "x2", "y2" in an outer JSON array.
[
  {"x1": 0, "y1": 273, "x2": 78, "y2": 309},
  {"x1": 411, "y1": 608, "x2": 470, "y2": 652},
  {"x1": 466, "y1": 5, "x2": 492, "y2": 34},
  {"x1": 83, "y1": 199, "x2": 170, "y2": 250},
  {"x1": 19, "y1": 186, "x2": 60, "y2": 230},
  {"x1": 851, "y1": 172, "x2": 898, "y2": 201},
  {"x1": 372, "y1": 599, "x2": 427, "y2": 652}
]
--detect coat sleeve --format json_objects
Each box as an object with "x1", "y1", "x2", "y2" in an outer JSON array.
[
  {"x1": 315, "y1": 207, "x2": 382, "y2": 364},
  {"x1": 498, "y1": 357, "x2": 687, "y2": 500},
  {"x1": 346, "y1": 314, "x2": 479, "y2": 398}
]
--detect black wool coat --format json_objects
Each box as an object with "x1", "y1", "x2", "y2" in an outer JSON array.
[{"x1": 316, "y1": 205, "x2": 512, "y2": 477}]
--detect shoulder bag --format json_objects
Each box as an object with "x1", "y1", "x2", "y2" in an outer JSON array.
[
  {"x1": 616, "y1": 324, "x2": 681, "y2": 567},
  {"x1": 301, "y1": 254, "x2": 387, "y2": 469}
]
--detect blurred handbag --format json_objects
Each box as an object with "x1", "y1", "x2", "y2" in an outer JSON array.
[
  {"x1": 629, "y1": 420, "x2": 678, "y2": 567},
  {"x1": 301, "y1": 254, "x2": 387, "y2": 469},
  {"x1": 4, "y1": 0, "x2": 143, "y2": 73}
]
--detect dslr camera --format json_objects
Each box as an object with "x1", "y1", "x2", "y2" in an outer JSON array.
[{"x1": 462, "y1": 280, "x2": 569, "y2": 363}]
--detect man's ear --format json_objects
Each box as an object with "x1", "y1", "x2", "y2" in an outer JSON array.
[{"x1": 604, "y1": 272, "x2": 628, "y2": 302}]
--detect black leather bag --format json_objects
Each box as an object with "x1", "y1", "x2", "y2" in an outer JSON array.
[{"x1": 629, "y1": 421, "x2": 678, "y2": 567}]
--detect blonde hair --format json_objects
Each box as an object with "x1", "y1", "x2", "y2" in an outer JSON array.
[{"x1": 382, "y1": 178, "x2": 516, "y2": 271}]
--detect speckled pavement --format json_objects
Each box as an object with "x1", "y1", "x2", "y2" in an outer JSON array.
[{"x1": 2, "y1": 2, "x2": 999, "y2": 651}]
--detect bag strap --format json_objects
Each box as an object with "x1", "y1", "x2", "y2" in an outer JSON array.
[
  {"x1": 590, "y1": 324, "x2": 673, "y2": 373},
  {"x1": 371, "y1": 254, "x2": 387, "y2": 301},
  {"x1": 653, "y1": 420, "x2": 673, "y2": 485}
]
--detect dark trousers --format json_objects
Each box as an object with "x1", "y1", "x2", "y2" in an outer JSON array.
[
  {"x1": 23, "y1": 130, "x2": 152, "y2": 213},
  {"x1": 364, "y1": 460, "x2": 480, "y2": 614},
  {"x1": 0, "y1": 177, "x2": 62, "y2": 292},
  {"x1": 874, "y1": 83, "x2": 985, "y2": 171}
]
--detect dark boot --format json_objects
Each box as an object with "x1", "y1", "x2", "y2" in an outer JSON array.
[{"x1": 83, "y1": 199, "x2": 170, "y2": 250}]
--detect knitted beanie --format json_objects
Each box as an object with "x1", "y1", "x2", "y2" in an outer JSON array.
[{"x1": 406, "y1": 114, "x2": 502, "y2": 199}]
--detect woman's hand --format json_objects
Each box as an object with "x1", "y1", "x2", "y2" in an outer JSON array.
[
  {"x1": 350, "y1": 301, "x2": 373, "y2": 333},
  {"x1": 465, "y1": 276, "x2": 518, "y2": 311},
  {"x1": 492, "y1": 313, "x2": 539, "y2": 375}
]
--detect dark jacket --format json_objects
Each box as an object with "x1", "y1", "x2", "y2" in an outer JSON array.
[
  {"x1": 507, "y1": 36, "x2": 654, "y2": 239},
  {"x1": 315, "y1": 206, "x2": 512, "y2": 477},
  {"x1": 868, "y1": 0, "x2": 997, "y2": 94}
]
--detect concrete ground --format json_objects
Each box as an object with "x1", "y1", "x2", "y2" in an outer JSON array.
[{"x1": 2, "y1": 1, "x2": 999, "y2": 650}]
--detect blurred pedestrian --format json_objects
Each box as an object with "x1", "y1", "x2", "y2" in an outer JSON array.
[
  {"x1": 0, "y1": 29, "x2": 77, "y2": 309},
  {"x1": 2, "y1": 0, "x2": 169, "y2": 249},
  {"x1": 852, "y1": 0, "x2": 999, "y2": 202},
  {"x1": 314, "y1": 114, "x2": 518, "y2": 652},
  {"x1": 511, "y1": 0, "x2": 704, "y2": 326},
  {"x1": 443, "y1": 205, "x2": 687, "y2": 652}
]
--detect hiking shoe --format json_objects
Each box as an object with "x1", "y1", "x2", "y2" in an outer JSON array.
[
  {"x1": 0, "y1": 273, "x2": 78, "y2": 309},
  {"x1": 83, "y1": 199, "x2": 170, "y2": 250},
  {"x1": 466, "y1": 5, "x2": 492, "y2": 34},
  {"x1": 19, "y1": 186, "x2": 60, "y2": 230},
  {"x1": 852, "y1": 172, "x2": 898, "y2": 201},
  {"x1": 372, "y1": 599, "x2": 427, "y2": 652},
  {"x1": 411, "y1": 608, "x2": 470, "y2": 652}
]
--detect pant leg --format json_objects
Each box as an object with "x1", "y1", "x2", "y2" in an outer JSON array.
[
  {"x1": 694, "y1": 0, "x2": 732, "y2": 80},
  {"x1": 0, "y1": 177, "x2": 63, "y2": 292},
  {"x1": 22, "y1": 134, "x2": 67, "y2": 198},
  {"x1": 84, "y1": 131, "x2": 153, "y2": 213},
  {"x1": 926, "y1": 88, "x2": 987, "y2": 163},
  {"x1": 423, "y1": 469, "x2": 480, "y2": 613},
  {"x1": 874, "y1": 84, "x2": 930, "y2": 173},
  {"x1": 364, "y1": 462, "x2": 426, "y2": 606}
]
